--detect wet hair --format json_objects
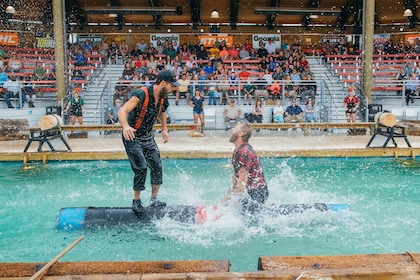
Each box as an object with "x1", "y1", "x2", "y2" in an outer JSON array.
[{"x1": 239, "y1": 122, "x2": 252, "y2": 142}]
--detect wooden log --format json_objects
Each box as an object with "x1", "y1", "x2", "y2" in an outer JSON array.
[
  {"x1": 374, "y1": 112, "x2": 396, "y2": 127},
  {"x1": 38, "y1": 115, "x2": 63, "y2": 131}
]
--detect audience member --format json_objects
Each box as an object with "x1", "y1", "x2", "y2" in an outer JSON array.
[
  {"x1": 257, "y1": 42, "x2": 269, "y2": 58},
  {"x1": 285, "y1": 99, "x2": 303, "y2": 123},
  {"x1": 223, "y1": 99, "x2": 242, "y2": 130},
  {"x1": 130, "y1": 46, "x2": 143, "y2": 58},
  {"x1": 207, "y1": 75, "x2": 218, "y2": 105},
  {"x1": 122, "y1": 61, "x2": 135, "y2": 80},
  {"x1": 24, "y1": 78, "x2": 36, "y2": 108},
  {"x1": 304, "y1": 98, "x2": 315, "y2": 122},
  {"x1": 106, "y1": 98, "x2": 122, "y2": 124},
  {"x1": 253, "y1": 99, "x2": 264, "y2": 131},
  {"x1": 204, "y1": 60, "x2": 216, "y2": 76},
  {"x1": 2, "y1": 74, "x2": 22, "y2": 108},
  {"x1": 217, "y1": 74, "x2": 231, "y2": 105},
  {"x1": 243, "y1": 78, "x2": 255, "y2": 105},
  {"x1": 83, "y1": 39, "x2": 94, "y2": 54},
  {"x1": 229, "y1": 44, "x2": 240, "y2": 60},
  {"x1": 119, "y1": 39, "x2": 129, "y2": 60},
  {"x1": 175, "y1": 72, "x2": 191, "y2": 105},
  {"x1": 405, "y1": 72, "x2": 420, "y2": 105},
  {"x1": 272, "y1": 100, "x2": 285, "y2": 123},
  {"x1": 108, "y1": 40, "x2": 119, "y2": 64},
  {"x1": 32, "y1": 62, "x2": 47, "y2": 81},
  {"x1": 239, "y1": 45, "x2": 250, "y2": 60},
  {"x1": 196, "y1": 44, "x2": 208, "y2": 60},
  {"x1": 71, "y1": 65, "x2": 85, "y2": 81},
  {"x1": 74, "y1": 48, "x2": 86, "y2": 66},
  {"x1": 265, "y1": 38, "x2": 276, "y2": 54},
  {"x1": 114, "y1": 77, "x2": 130, "y2": 103},
  {"x1": 7, "y1": 53, "x2": 23, "y2": 73},
  {"x1": 136, "y1": 39, "x2": 148, "y2": 53},
  {"x1": 254, "y1": 74, "x2": 269, "y2": 104}
]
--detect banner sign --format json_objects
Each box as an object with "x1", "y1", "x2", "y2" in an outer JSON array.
[
  {"x1": 35, "y1": 33, "x2": 54, "y2": 48},
  {"x1": 252, "y1": 34, "x2": 280, "y2": 49},
  {"x1": 320, "y1": 35, "x2": 346, "y2": 44},
  {"x1": 198, "y1": 35, "x2": 234, "y2": 48},
  {"x1": 0, "y1": 32, "x2": 18, "y2": 46},
  {"x1": 373, "y1": 34, "x2": 390, "y2": 48},
  {"x1": 404, "y1": 34, "x2": 420, "y2": 45},
  {"x1": 150, "y1": 34, "x2": 180, "y2": 47},
  {"x1": 77, "y1": 35, "x2": 104, "y2": 45}
]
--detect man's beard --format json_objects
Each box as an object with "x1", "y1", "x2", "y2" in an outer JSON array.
[
  {"x1": 229, "y1": 132, "x2": 238, "y2": 143},
  {"x1": 159, "y1": 86, "x2": 169, "y2": 98}
]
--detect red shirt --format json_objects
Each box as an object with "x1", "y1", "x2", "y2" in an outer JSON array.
[
  {"x1": 239, "y1": 70, "x2": 251, "y2": 80},
  {"x1": 232, "y1": 143, "x2": 267, "y2": 190}
]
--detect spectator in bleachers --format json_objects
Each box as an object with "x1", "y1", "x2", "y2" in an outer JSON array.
[
  {"x1": 172, "y1": 40, "x2": 180, "y2": 54},
  {"x1": 144, "y1": 67, "x2": 157, "y2": 81},
  {"x1": 108, "y1": 40, "x2": 119, "y2": 64},
  {"x1": 405, "y1": 72, "x2": 420, "y2": 105},
  {"x1": 304, "y1": 98, "x2": 315, "y2": 123},
  {"x1": 173, "y1": 54, "x2": 183, "y2": 68},
  {"x1": 244, "y1": 39, "x2": 252, "y2": 53},
  {"x1": 347, "y1": 41, "x2": 358, "y2": 55},
  {"x1": 0, "y1": 54, "x2": 6, "y2": 71},
  {"x1": 291, "y1": 38, "x2": 302, "y2": 54},
  {"x1": 258, "y1": 56, "x2": 268, "y2": 72},
  {"x1": 263, "y1": 68, "x2": 273, "y2": 87},
  {"x1": 172, "y1": 61, "x2": 183, "y2": 77},
  {"x1": 257, "y1": 42, "x2": 268, "y2": 58},
  {"x1": 299, "y1": 56, "x2": 309, "y2": 69},
  {"x1": 33, "y1": 62, "x2": 47, "y2": 81},
  {"x1": 135, "y1": 55, "x2": 148, "y2": 75},
  {"x1": 99, "y1": 39, "x2": 108, "y2": 64},
  {"x1": 146, "y1": 55, "x2": 157, "y2": 72},
  {"x1": 217, "y1": 74, "x2": 231, "y2": 105},
  {"x1": 414, "y1": 38, "x2": 420, "y2": 54},
  {"x1": 83, "y1": 39, "x2": 94, "y2": 54},
  {"x1": 272, "y1": 66, "x2": 284, "y2": 81},
  {"x1": 189, "y1": 62, "x2": 200, "y2": 76},
  {"x1": 285, "y1": 99, "x2": 303, "y2": 123},
  {"x1": 106, "y1": 98, "x2": 122, "y2": 124},
  {"x1": 269, "y1": 79, "x2": 281, "y2": 101},
  {"x1": 7, "y1": 53, "x2": 23, "y2": 73},
  {"x1": 179, "y1": 43, "x2": 191, "y2": 61},
  {"x1": 71, "y1": 65, "x2": 85, "y2": 81},
  {"x1": 165, "y1": 43, "x2": 177, "y2": 60},
  {"x1": 23, "y1": 76, "x2": 36, "y2": 108},
  {"x1": 265, "y1": 38, "x2": 276, "y2": 55},
  {"x1": 253, "y1": 99, "x2": 264, "y2": 131},
  {"x1": 290, "y1": 68, "x2": 301, "y2": 82},
  {"x1": 396, "y1": 68, "x2": 408, "y2": 96},
  {"x1": 119, "y1": 39, "x2": 129, "y2": 60},
  {"x1": 334, "y1": 38, "x2": 347, "y2": 55},
  {"x1": 185, "y1": 55, "x2": 197, "y2": 70},
  {"x1": 175, "y1": 72, "x2": 191, "y2": 105},
  {"x1": 272, "y1": 100, "x2": 285, "y2": 123},
  {"x1": 268, "y1": 56, "x2": 277, "y2": 72},
  {"x1": 122, "y1": 62, "x2": 135, "y2": 80},
  {"x1": 229, "y1": 44, "x2": 240, "y2": 60},
  {"x1": 114, "y1": 77, "x2": 130, "y2": 103},
  {"x1": 254, "y1": 74, "x2": 269, "y2": 104},
  {"x1": 239, "y1": 45, "x2": 250, "y2": 60},
  {"x1": 136, "y1": 39, "x2": 148, "y2": 54},
  {"x1": 239, "y1": 65, "x2": 251, "y2": 81},
  {"x1": 2, "y1": 74, "x2": 22, "y2": 108},
  {"x1": 74, "y1": 48, "x2": 86, "y2": 66},
  {"x1": 198, "y1": 69, "x2": 209, "y2": 93},
  {"x1": 219, "y1": 46, "x2": 229, "y2": 60},
  {"x1": 403, "y1": 61, "x2": 414, "y2": 77},
  {"x1": 209, "y1": 44, "x2": 220, "y2": 60},
  {"x1": 145, "y1": 43, "x2": 155, "y2": 57},
  {"x1": 207, "y1": 74, "x2": 218, "y2": 105},
  {"x1": 204, "y1": 60, "x2": 216, "y2": 76},
  {"x1": 223, "y1": 99, "x2": 242, "y2": 130},
  {"x1": 155, "y1": 43, "x2": 164, "y2": 55},
  {"x1": 343, "y1": 86, "x2": 359, "y2": 123},
  {"x1": 64, "y1": 88, "x2": 85, "y2": 126},
  {"x1": 196, "y1": 44, "x2": 209, "y2": 60},
  {"x1": 243, "y1": 77, "x2": 256, "y2": 105},
  {"x1": 0, "y1": 68, "x2": 7, "y2": 86},
  {"x1": 322, "y1": 40, "x2": 333, "y2": 60},
  {"x1": 130, "y1": 46, "x2": 142, "y2": 59}
]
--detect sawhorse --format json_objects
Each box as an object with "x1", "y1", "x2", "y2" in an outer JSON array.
[
  {"x1": 23, "y1": 127, "x2": 72, "y2": 152},
  {"x1": 366, "y1": 124, "x2": 411, "y2": 148}
]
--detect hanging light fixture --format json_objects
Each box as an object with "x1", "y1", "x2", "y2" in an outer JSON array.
[
  {"x1": 211, "y1": 9, "x2": 220, "y2": 19},
  {"x1": 5, "y1": 5, "x2": 16, "y2": 14},
  {"x1": 108, "y1": 13, "x2": 118, "y2": 17},
  {"x1": 403, "y1": 8, "x2": 413, "y2": 17},
  {"x1": 309, "y1": 14, "x2": 318, "y2": 19}
]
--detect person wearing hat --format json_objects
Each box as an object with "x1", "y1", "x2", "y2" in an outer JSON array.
[
  {"x1": 2, "y1": 74, "x2": 22, "y2": 108},
  {"x1": 118, "y1": 70, "x2": 180, "y2": 218}
]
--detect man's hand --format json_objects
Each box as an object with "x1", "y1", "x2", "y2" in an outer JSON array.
[
  {"x1": 122, "y1": 126, "x2": 136, "y2": 141},
  {"x1": 162, "y1": 130, "x2": 169, "y2": 143}
]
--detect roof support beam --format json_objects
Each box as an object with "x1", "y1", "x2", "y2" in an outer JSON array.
[
  {"x1": 191, "y1": 0, "x2": 200, "y2": 29},
  {"x1": 149, "y1": 0, "x2": 162, "y2": 29},
  {"x1": 301, "y1": 0, "x2": 320, "y2": 31},
  {"x1": 229, "y1": 0, "x2": 240, "y2": 30},
  {"x1": 266, "y1": 0, "x2": 280, "y2": 31},
  {"x1": 336, "y1": 0, "x2": 357, "y2": 30}
]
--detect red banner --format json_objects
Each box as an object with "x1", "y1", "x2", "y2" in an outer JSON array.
[{"x1": 198, "y1": 35, "x2": 234, "y2": 48}]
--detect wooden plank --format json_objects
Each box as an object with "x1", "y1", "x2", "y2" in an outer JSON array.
[{"x1": 0, "y1": 260, "x2": 230, "y2": 278}]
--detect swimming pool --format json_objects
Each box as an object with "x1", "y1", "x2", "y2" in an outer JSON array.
[{"x1": 0, "y1": 157, "x2": 419, "y2": 272}]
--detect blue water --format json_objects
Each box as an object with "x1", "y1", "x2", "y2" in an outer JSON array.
[{"x1": 0, "y1": 157, "x2": 419, "y2": 271}]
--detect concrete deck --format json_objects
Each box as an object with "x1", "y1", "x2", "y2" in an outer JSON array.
[{"x1": 1, "y1": 129, "x2": 420, "y2": 162}]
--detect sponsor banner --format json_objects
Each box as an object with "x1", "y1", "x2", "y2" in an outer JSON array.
[
  {"x1": 252, "y1": 34, "x2": 280, "y2": 49},
  {"x1": 35, "y1": 33, "x2": 54, "y2": 48},
  {"x1": 0, "y1": 32, "x2": 19, "y2": 46},
  {"x1": 77, "y1": 34, "x2": 105, "y2": 45},
  {"x1": 320, "y1": 34, "x2": 346, "y2": 44},
  {"x1": 404, "y1": 34, "x2": 420, "y2": 45},
  {"x1": 373, "y1": 34, "x2": 390, "y2": 48},
  {"x1": 150, "y1": 34, "x2": 180, "y2": 47},
  {"x1": 198, "y1": 35, "x2": 234, "y2": 48}
]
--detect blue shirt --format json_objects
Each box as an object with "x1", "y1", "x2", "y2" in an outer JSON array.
[{"x1": 286, "y1": 105, "x2": 303, "y2": 116}]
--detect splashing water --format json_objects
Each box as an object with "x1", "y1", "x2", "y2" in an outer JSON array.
[{"x1": 0, "y1": 157, "x2": 419, "y2": 271}]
